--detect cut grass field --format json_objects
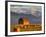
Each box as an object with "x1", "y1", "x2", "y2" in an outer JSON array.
[{"x1": 10, "y1": 24, "x2": 42, "y2": 32}]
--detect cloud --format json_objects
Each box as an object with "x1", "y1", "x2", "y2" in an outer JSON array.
[{"x1": 10, "y1": 5, "x2": 42, "y2": 17}]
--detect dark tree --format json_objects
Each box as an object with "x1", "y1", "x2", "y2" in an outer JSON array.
[{"x1": 18, "y1": 18, "x2": 23, "y2": 24}]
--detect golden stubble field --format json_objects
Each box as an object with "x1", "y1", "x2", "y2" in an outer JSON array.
[{"x1": 10, "y1": 24, "x2": 42, "y2": 32}]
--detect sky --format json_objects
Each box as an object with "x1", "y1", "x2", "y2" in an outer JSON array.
[
  {"x1": 10, "y1": 5, "x2": 42, "y2": 17},
  {"x1": 10, "y1": 5, "x2": 42, "y2": 24}
]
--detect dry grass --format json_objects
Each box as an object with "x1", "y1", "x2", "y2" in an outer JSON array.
[{"x1": 10, "y1": 24, "x2": 42, "y2": 32}]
